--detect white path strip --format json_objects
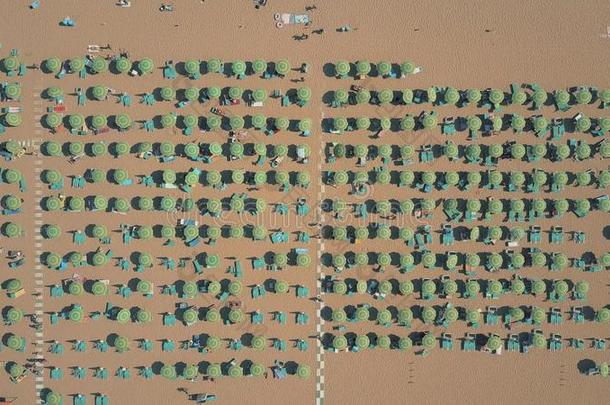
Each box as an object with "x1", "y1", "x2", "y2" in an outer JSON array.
[
  {"x1": 33, "y1": 88, "x2": 45, "y2": 404},
  {"x1": 315, "y1": 122, "x2": 326, "y2": 405}
]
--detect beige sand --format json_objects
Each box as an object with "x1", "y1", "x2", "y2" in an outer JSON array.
[{"x1": 2, "y1": 1, "x2": 610, "y2": 404}]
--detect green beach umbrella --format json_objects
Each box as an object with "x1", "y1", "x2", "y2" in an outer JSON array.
[
  {"x1": 114, "y1": 335, "x2": 129, "y2": 351},
  {"x1": 465, "y1": 144, "x2": 481, "y2": 161},
  {"x1": 44, "y1": 57, "x2": 61, "y2": 73},
  {"x1": 229, "y1": 115, "x2": 244, "y2": 131},
  {"x1": 4, "y1": 83, "x2": 20, "y2": 100},
  {"x1": 138, "y1": 58, "x2": 154, "y2": 75},
  {"x1": 183, "y1": 309, "x2": 198, "y2": 325},
  {"x1": 532, "y1": 88, "x2": 547, "y2": 106},
  {"x1": 92, "y1": 281, "x2": 108, "y2": 296},
  {"x1": 114, "y1": 141, "x2": 130, "y2": 156},
  {"x1": 138, "y1": 196, "x2": 153, "y2": 211},
  {"x1": 91, "y1": 224, "x2": 108, "y2": 239},
  {"x1": 228, "y1": 309, "x2": 244, "y2": 323},
  {"x1": 89, "y1": 142, "x2": 106, "y2": 157},
  {"x1": 377, "y1": 61, "x2": 391, "y2": 76},
  {"x1": 400, "y1": 115, "x2": 415, "y2": 131},
  {"x1": 90, "y1": 57, "x2": 108, "y2": 73},
  {"x1": 576, "y1": 115, "x2": 591, "y2": 132},
  {"x1": 512, "y1": 279, "x2": 526, "y2": 295},
  {"x1": 443, "y1": 279, "x2": 458, "y2": 296},
  {"x1": 399, "y1": 337, "x2": 413, "y2": 351},
  {"x1": 69, "y1": 196, "x2": 85, "y2": 211},
  {"x1": 43, "y1": 224, "x2": 61, "y2": 239},
  {"x1": 8, "y1": 363, "x2": 25, "y2": 377},
  {"x1": 45, "y1": 391, "x2": 62, "y2": 405},
  {"x1": 115, "y1": 308, "x2": 130, "y2": 323},
  {"x1": 45, "y1": 196, "x2": 61, "y2": 211},
  {"x1": 333, "y1": 335, "x2": 348, "y2": 351},
  {"x1": 68, "y1": 141, "x2": 84, "y2": 156},
  {"x1": 184, "y1": 87, "x2": 200, "y2": 102},
  {"x1": 333, "y1": 280, "x2": 347, "y2": 295},
  {"x1": 355, "y1": 307, "x2": 370, "y2": 322},
  {"x1": 444, "y1": 87, "x2": 460, "y2": 105},
  {"x1": 275, "y1": 59, "x2": 290, "y2": 76},
  {"x1": 378, "y1": 89, "x2": 393, "y2": 104},
  {"x1": 114, "y1": 113, "x2": 131, "y2": 130},
  {"x1": 114, "y1": 57, "x2": 131, "y2": 73},
  {"x1": 488, "y1": 143, "x2": 503, "y2": 159},
  {"x1": 228, "y1": 86, "x2": 243, "y2": 100},
  {"x1": 486, "y1": 335, "x2": 502, "y2": 351},
  {"x1": 207, "y1": 86, "x2": 221, "y2": 100},
  {"x1": 160, "y1": 196, "x2": 176, "y2": 212},
  {"x1": 422, "y1": 113, "x2": 437, "y2": 129},
  {"x1": 297, "y1": 87, "x2": 311, "y2": 102},
  {"x1": 600, "y1": 90, "x2": 610, "y2": 106},
  {"x1": 356, "y1": 60, "x2": 371, "y2": 76},
  {"x1": 161, "y1": 365, "x2": 177, "y2": 380},
  {"x1": 488, "y1": 88, "x2": 504, "y2": 106},
  {"x1": 184, "y1": 59, "x2": 200, "y2": 75},
  {"x1": 356, "y1": 89, "x2": 371, "y2": 104},
  {"x1": 575, "y1": 281, "x2": 589, "y2": 296},
  {"x1": 512, "y1": 88, "x2": 527, "y2": 105},
  {"x1": 378, "y1": 335, "x2": 391, "y2": 349},
  {"x1": 69, "y1": 57, "x2": 85, "y2": 72},
  {"x1": 511, "y1": 114, "x2": 526, "y2": 132},
  {"x1": 252, "y1": 59, "x2": 267, "y2": 74},
  {"x1": 275, "y1": 116, "x2": 289, "y2": 130},
  {"x1": 400, "y1": 61, "x2": 416, "y2": 75},
  {"x1": 207, "y1": 363, "x2": 221, "y2": 378},
  {"x1": 44, "y1": 112, "x2": 62, "y2": 129},
  {"x1": 250, "y1": 363, "x2": 265, "y2": 377},
  {"x1": 5, "y1": 279, "x2": 22, "y2": 293},
  {"x1": 335, "y1": 60, "x2": 350, "y2": 77},
  {"x1": 251, "y1": 335, "x2": 266, "y2": 351},
  {"x1": 252, "y1": 88, "x2": 267, "y2": 103},
  {"x1": 161, "y1": 113, "x2": 177, "y2": 128},
  {"x1": 69, "y1": 307, "x2": 84, "y2": 322},
  {"x1": 68, "y1": 114, "x2": 85, "y2": 129},
  {"x1": 554, "y1": 89, "x2": 569, "y2": 106},
  {"x1": 596, "y1": 308, "x2": 610, "y2": 323},
  {"x1": 183, "y1": 364, "x2": 198, "y2": 380},
  {"x1": 397, "y1": 308, "x2": 413, "y2": 326},
  {"x1": 66, "y1": 281, "x2": 81, "y2": 296},
  {"x1": 422, "y1": 279, "x2": 436, "y2": 295},
  {"x1": 576, "y1": 87, "x2": 592, "y2": 104},
  {"x1": 160, "y1": 86, "x2": 175, "y2": 101},
  {"x1": 296, "y1": 254, "x2": 311, "y2": 267},
  {"x1": 467, "y1": 88, "x2": 482, "y2": 104},
  {"x1": 247, "y1": 114, "x2": 266, "y2": 130},
  {"x1": 332, "y1": 308, "x2": 347, "y2": 323},
  {"x1": 4, "y1": 112, "x2": 23, "y2": 127},
  {"x1": 2, "y1": 169, "x2": 21, "y2": 184},
  {"x1": 207, "y1": 58, "x2": 222, "y2": 73},
  {"x1": 335, "y1": 89, "x2": 349, "y2": 104},
  {"x1": 422, "y1": 333, "x2": 436, "y2": 350},
  {"x1": 184, "y1": 143, "x2": 199, "y2": 159}
]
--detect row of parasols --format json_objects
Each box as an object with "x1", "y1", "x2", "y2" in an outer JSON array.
[
  {"x1": 1, "y1": 54, "x2": 297, "y2": 77},
  {"x1": 329, "y1": 84, "x2": 610, "y2": 110},
  {"x1": 328, "y1": 140, "x2": 610, "y2": 164},
  {"x1": 38, "y1": 112, "x2": 312, "y2": 133},
  {"x1": 41, "y1": 84, "x2": 311, "y2": 104},
  {"x1": 321, "y1": 248, "x2": 609, "y2": 273},
  {"x1": 322, "y1": 302, "x2": 609, "y2": 326},
  {"x1": 322, "y1": 276, "x2": 597, "y2": 301},
  {"x1": 322, "y1": 113, "x2": 610, "y2": 135}
]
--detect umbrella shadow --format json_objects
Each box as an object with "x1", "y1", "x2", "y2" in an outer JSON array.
[
  {"x1": 322, "y1": 63, "x2": 335, "y2": 77},
  {"x1": 577, "y1": 359, "x2": 596, "y2": 374}
]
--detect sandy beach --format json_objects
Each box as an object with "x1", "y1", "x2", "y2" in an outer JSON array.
[{"x1": 1, "y1": 1, "x2": 610, "y2": 404}]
